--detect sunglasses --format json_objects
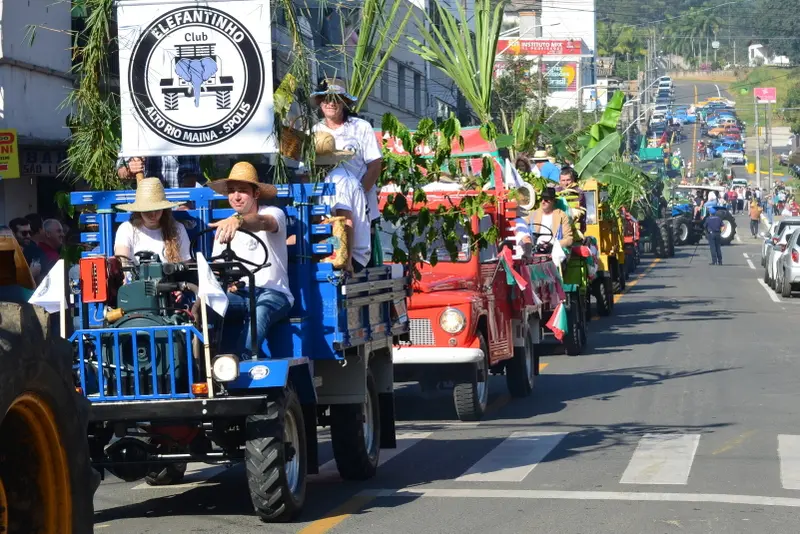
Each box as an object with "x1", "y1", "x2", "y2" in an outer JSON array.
[{"x1": 321, "y1": 95, "x2": 344, "y2": 104}]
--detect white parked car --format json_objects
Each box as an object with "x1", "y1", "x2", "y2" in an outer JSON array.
[
  {"x1": 761, "y1": 221, "x2": 781, "y2": 266},
  {"x1": 774, "y1": 229, "x2": 800, "y2": 298},
  {"x1": 764, "y1": 218, "x2": 800, "y2": 288}
]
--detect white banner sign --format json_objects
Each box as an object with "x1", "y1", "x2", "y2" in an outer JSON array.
[{"x1": 117, "y1": 0, "x2": 276, "y2": 156}]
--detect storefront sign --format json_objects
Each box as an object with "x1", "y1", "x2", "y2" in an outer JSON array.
[
  {"x1": 497, "y1": 39, "x2": 583, "y2": 56},
  {"x1": 0, "y1": 129, "x2": 21, "y2": 179},
  {"x1": 20, "y1": 149, "x2": 68, "y2": 177},
  {"x1": 116, "y1": 1, "x2": 276, "y2": 156},
  {"x1": 542, "y1": 62, "x2": 577, "y2": 92}
]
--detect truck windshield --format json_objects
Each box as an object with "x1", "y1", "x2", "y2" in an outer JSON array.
[{"x1": 379, "y1": 219, "x2": 471, "y2": 263}]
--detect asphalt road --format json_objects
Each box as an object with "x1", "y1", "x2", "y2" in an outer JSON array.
[{"x1": 92, "y1": 210, "x2": 800, "y2": 534}]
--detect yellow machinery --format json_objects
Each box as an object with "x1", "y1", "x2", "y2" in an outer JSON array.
[
  {"x1": 0, "y1": 235, "x2": 96, "y2": 533},
  {"x1": 581, "y1": 179, "x2": 627, "y2": 316}
]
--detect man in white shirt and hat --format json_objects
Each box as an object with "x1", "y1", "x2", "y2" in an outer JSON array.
[
  {"x1": 532, "y1": 150, "x2": 561, "y2": 182},
  {"x1": 207, "y1": 162, "x2": 294, "y2": 359}
]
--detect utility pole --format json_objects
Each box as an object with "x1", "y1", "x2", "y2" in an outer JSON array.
[
  {"x1": 768, "y1": 102, "x2": 774, "y2": 192},
  {"x1": 577, "y1": 62, "x2": 583, "y2": 130},
  {"x1": 755, "y1": 92, "x2": 761, "y2": 190}
]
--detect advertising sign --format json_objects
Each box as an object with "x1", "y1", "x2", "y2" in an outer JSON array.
[
  {"x1": 754, "y1": 87, "x2": 777, "y2": 104},
  {"x1": 542, "y1": 62, "x2": 577, "y2": 92},
  {"x1": 116, "y1": 0, "x2": 276, "y2": 156},
  {"x1": 0, "y1": 129, "x2": 21, "y2": 180},
  {"x1": 497, "y1": 39, "x2": 583, "y2": 56}
]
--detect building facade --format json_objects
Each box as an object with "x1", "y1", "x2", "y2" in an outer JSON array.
[{"x1": 0, "y1": 0, "x2": 74, "y2": 223}]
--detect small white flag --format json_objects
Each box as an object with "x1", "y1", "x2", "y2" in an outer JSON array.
[
  {"x1": 504, "y1": 158, "x2": 524, "y2": 188},
  {"x1": 28, "y1": 259, "x2": 66, "y2": 313},
  {"x1": 197, "y1": 252, "x2": 228, "y2": 317}
]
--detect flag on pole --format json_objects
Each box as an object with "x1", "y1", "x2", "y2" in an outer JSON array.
[
  {"x1": 545, "y1": 302, "x2": 569, "y2": 341},
  {"x1": 28, "y1": 259, "x2": 66, "y2": 313},
  {"x1": 504, "y1": 158, "x2": 524, "y2": 188},
  {"x1": 197, "y1": 252, "x2": 228, "y2": 317}
]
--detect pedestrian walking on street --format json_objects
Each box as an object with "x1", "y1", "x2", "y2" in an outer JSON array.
[
  {"x1": 704, "y1": 209, "x2": 724, "y2": 265},
  {"x1": 749, "y1": 201, "x2": 762, "y2": 238}
]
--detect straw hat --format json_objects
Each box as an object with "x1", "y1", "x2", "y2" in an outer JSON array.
[
  {"x1": 314, "y1": 131, "x2": 355, "y2": 166},
  {"x1": 532, "y1": 150, "x2": 550, "y2": 162},
  {"x1": 207, "y1": 162, "x2": 277, "y2": 198},
  {"x1": 116, "y1": 178, "x2": 184, "y2": 212},
  {"x1": 310, "y1": 78, "x2": 357, "y2": 104}
]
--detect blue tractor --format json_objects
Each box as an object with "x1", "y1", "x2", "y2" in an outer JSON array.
[
  {"x1": 671, "y1": 185, "x2": 737, "y2": 246},
  {"x1": 68, "y1": 184, "x2": 409, "y2": 522}
]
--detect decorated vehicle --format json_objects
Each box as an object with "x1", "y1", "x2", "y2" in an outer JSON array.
[
  {"x1": 68, "y1": 185, "x2": 409, "y2": 522},
  {"x1": 672, "y1": 185, "x2": 737, "y2": 246}
]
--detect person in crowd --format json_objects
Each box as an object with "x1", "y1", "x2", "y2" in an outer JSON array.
[
  {"x1": 765, "y1": 195, "x2": 775, "y2": 225},
  {"x1": 116, "y1": 155, "x2": 202, "y2": 189},
  {"x1": 749, "y1": 200, "x2": 762, "y2": 238},
  {"x1": 556, "y1": 166, "x2": 586, "y2": 234},
  {"x1": 525, "y1": 187, "x2": 573, "y2": 249},
  {"x1": 531, "y1": 150, "x2": 561, "y2": 182},
  {"x1": 207, "y1": 162, "x2": 293, "y2": 360},
  {"x1": 25, "y1": 213, "x2": 46, "y2": 246},
  {"x1": 38, "y1": 219, "x2": 65, "y2": 275},
  {"x1": 311, "y1": 78, "x2": 383, "y2": 266},
  {"x1": 113, "y1": 178, "x2": 191, "y2": 264},
  {"x1": 310, "y1": 131, "x2": 371, "y2": 273},
  {"x1": 515, "y1": 155, "x2": 533, "y2": 175},
  {"x1": 8, "y1": 217, "x2": 42, "y2": 281},
  {"x1": 704, "y1": 208, "x2": 723, "y2": 265}
]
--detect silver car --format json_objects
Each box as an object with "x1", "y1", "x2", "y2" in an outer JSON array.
[
  {"x1": 775, "y1": 229, "x2": 800, "y2": 298},
  {"x1": 761, "y1": 221, "x2": 781, "y2": 266},
  {"x1": 764, "y1": 220, "x2": 800, "y2": 288}
]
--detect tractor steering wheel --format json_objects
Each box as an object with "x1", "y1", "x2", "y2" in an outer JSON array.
[{"x1": 191, "y1": 227, "x2": 270, "y2": 274}]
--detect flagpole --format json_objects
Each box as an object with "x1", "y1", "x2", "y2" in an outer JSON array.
[
  {"x1": 200, "y1": 294, "x2": 215, "y2": 398},
  {"x1": 60, "y1": 260, "x2": 67, "y2": 339}
]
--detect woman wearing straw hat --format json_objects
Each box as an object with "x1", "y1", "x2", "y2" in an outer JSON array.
[
  {"x1": 114, "y1": 178, "x2": 191, "y2": 264},
  {"x1": 309, "y1": 131, "x2": 371, "y2": 273},
  {"x1": 311, "y1": 78, "x2": 384, "y2": 266},
  {"x1": 206, "y1": 162, "x2": 293, "y2": 359}
]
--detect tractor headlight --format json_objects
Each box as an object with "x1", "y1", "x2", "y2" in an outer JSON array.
[
  {"x1": 212, "y1": 355, "x2": 239, "y2": 382},
  {"x1": 439, "y1": 308, "x2": 466, "y2": 334}
]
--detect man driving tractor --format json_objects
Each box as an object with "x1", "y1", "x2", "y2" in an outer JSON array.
[
  {"x1": 517, "y1": 187, "x2": 574, "y2": 252},
  {"x1": 207, "y1": 162, "x2": 295, "y2": 360}
]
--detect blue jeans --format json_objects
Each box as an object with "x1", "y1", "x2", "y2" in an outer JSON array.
[{"x1": 221, "y1": 287, "x2": 292, "y2": 359}]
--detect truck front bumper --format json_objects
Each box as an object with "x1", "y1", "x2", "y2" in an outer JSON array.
[
  {"x1": 392, "y1": 346, "x2": 484, "y2": 365},
  {"x1": 88, "y1": 395, "x2": 271, "y2": 423}
]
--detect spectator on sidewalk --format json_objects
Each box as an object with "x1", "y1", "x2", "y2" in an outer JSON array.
[
  {"x1": 8, "y1": 217, "x2": 43, "y2": 282},
  {"x1": 749, "y1": 201, "x2": 763, "y2": 238},
  {"x1": 39, "y1": 219, "x2": 65, "y2": 275}
]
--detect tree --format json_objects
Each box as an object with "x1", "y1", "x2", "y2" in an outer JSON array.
[
  {"x1": 755, "y1": 0, "x2": 800, "y2": 64},
  {"x1": 491, "y1": 56, "x2": 544, "y2": 135}
]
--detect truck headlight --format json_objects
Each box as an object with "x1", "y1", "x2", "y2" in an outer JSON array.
[
  {"x1": 212, "y1": 355, "x2": 239, "y2": 382},
  {"x1": 440, "y1": 308, "x2": 466, "y2": 334}
]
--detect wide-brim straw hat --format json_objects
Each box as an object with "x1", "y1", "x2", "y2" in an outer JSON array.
[
  {"x1": 310, "y1": 78, "x2": 358, "y2": 104},
  {"x1": 532, "y1": 150, "x2": 550, "y2": 162},
  {"x1": 208, "y1": 162, "x2": 277, "y2": 198},
  {"x1": 314, "y1": 131, "x2": 355, "y2": 166},
  {"x1": 116, "y1": 178, "x2": 184, "y2": 212}
]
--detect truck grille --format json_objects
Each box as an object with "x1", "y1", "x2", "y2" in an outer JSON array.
[{"x1": 409, "y1": 318, "x2": 436, "y2": 346}]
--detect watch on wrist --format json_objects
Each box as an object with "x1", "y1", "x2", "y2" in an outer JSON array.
[{"x1": 234, "y1": 213, "x2": 244, "y2": 227}]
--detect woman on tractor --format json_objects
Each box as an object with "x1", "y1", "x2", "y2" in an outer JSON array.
[{"x1": 113, "y1": 178, "x2": 191, "y2": 265}]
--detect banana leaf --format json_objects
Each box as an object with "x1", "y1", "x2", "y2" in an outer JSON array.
[
  {"x1": 587, "y1": 91, "x2": 625, "y2": 148},
  {"x1": 575, "y1": 132, "x2": 621, "y2": 179}
]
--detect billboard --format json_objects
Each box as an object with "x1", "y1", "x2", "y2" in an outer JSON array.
[
  {"x1": 0, "y1": 129, "x2": 21, "y2": 180},
  {"x1": 116, "y1": 0, "x2": 276, "y2": 157},
  {"x1": 754, "y1": 87, "x2": 777, "y2": 104},
  {"x1": 497, "y1": 39, "x2": 583, "y2": 56},
  {"x1": 542, "y1": 62, "x2": 578, "y2": 92}
]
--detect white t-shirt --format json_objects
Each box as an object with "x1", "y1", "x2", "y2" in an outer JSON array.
[
  {"x1": 323, "y1": 166, "x2": 371, "y2": 267},
  {"x1": 537, "y1": 213, "x2": 554, "y2": 245},
  {"x1": 211, "y1": 206, "x2": 294, "y2": 306},
  {"x1": 313, "y1": 117, "x2": 383, "y2": 221},
  {"x1": 708, "y1": 191, "x2": 718, "y2": 202},
  {"x1": 114, "y1": 221, "x2": 191, "y2": 263}
]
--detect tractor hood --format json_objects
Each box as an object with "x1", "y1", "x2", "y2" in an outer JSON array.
[{"x1": 410, "y1": 272, "x2": 480, "y2": 309}]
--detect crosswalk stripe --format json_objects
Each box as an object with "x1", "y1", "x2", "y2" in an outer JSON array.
[
  {"x1": 456, "y1": 431, "x2": 567, "y2": 482},
  {"x1": 778, "y1": 435, "x2": 800, "y2": 489},
  {"x1": 314, "y1": 431, "x2": 432, "y2": 480},
  {"x1": 620, "y1": 433, "x2": 700, "y2": 485}
]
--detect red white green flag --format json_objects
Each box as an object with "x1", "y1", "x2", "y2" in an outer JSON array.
[{"x1": 545, "y1": 302, "x2": 569, "y2": 341}]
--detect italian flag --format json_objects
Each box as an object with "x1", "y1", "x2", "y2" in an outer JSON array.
[{"x1": 546, "y1": 302, "x2": 569, "y2": 341}]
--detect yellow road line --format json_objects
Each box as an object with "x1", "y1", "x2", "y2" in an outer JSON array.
[
  {"x1": 539, "y1": 362, "x2": 549, "y2": 371},
  {"x1": 612, "y1": 257, "x2": 661, "y2": 304},
  {"x1": 712, "y1": 430, "x2": 757, "y2": 456},
  {"x1": 297, "y1": 495, "x2": 376, "y2": 534}
]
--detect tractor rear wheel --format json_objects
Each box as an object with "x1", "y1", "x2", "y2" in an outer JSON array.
[{"x1": 0, "y1": 303, "x2": 97, "y2": 534}]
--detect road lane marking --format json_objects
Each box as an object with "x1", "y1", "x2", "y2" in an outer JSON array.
[
  {"x1": 361, "y1": 487, "x2": 800, "y2": 508},
  {"x1": 757, "y1": 278, "x2": 781, "y2": 303},
  {"x1": 736, "y1": 233, "x2": 742, "y2": 243},
  {"x1": 613, "y1": 257, "x2": 661, "y2": 304},
  {"x1": 297, "y1": 495, "x2": 376, "y2": 534},
  {"x1": 742, "y1": 252, "x2": 756, "y2": 269},
  {"x1": 712, "y1": 430, "x2": 756, "y2": 455},
  {"x1": 620, "y1": 433, "x2": 700, "y2": 485},
  {"x1": 456, "y1": 431, "x2": 567, "y2": 482},
  {"x1": 743, "y1": 253, "x2": 749, "y2": 258},
  {"x1": 314, "y1": 432, "x2": 431, "y2": 480},
  {"x1": 778, "y1": 435, "x2": 800, "y2": 489}
]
